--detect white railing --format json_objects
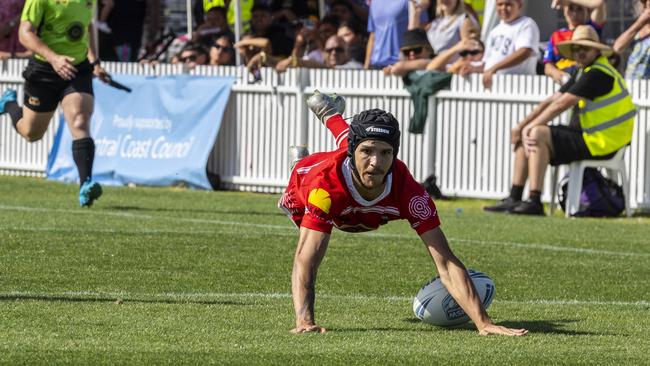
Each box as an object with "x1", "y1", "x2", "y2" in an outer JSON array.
[{"x1": 1, "y1": 58, "x2": 648, "y2": 209}]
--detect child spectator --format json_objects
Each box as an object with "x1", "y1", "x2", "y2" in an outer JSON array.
[
  {"x1": 613, "y1": 0, "x2": 650, "y2": 79},
  {"x1": 544, "y1": 0, "x2": 606, "y2": 84},
  {"x1": 464, "y1": 0, "x2": 540, "y2": 88}
]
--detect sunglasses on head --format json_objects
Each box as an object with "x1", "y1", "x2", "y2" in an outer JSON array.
[
  {"x1": 459, "y1": 49, "x2": 482, "y2": 57},
  {"x1": 325, "y1": 46, "x2": 345, "y2": 54},
  {"x1": 214, "y1": 43, "x2": 234, "y2": 53},
  {"x1": 401, "y1": 47, "x2": 423, "y2": 56}
]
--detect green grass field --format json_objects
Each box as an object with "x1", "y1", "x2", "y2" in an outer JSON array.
[{"x1": 1, "y1": 176, "x2": 649, "y2": 365}]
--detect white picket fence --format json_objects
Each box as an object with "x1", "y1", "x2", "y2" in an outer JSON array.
[{"x1": 1, "y1": 58, "x2": 648, "y2": 208}]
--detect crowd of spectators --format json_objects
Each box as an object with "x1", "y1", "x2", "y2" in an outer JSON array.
[{"x1": 2, "y1": 0, "x2": 650, "y2": 83}]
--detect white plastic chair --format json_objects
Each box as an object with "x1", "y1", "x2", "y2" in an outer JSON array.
[{"x1": 549, "y1": 147, "x2": 631, "y2": 217}]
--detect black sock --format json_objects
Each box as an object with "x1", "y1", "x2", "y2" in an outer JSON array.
[
  {"x1": 72, "y1": 137, "x2": 95, "y2": 186},
  {"x1": 510, "y1": 185, "x2": 524, "y2": 201},
  {"x1": 5, "y1": 102, "x2": 23, "y2": 131},
  {"x1": 529, "y1": 190, "x2": 542, "y2": 204}
]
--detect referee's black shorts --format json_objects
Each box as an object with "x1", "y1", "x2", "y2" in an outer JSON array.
[
  {"x1": 22, "y1": 57, "x2": 94, "y2": 113},
  {"x1": 550, "y1": 125, "x2": 617, "y2": 166}
]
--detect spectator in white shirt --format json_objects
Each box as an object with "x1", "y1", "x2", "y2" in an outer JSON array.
[{"x1": 463, "y1": 0, "x2": 540, "y2": 88}]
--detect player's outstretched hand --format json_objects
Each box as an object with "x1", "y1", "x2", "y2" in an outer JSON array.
[
  {"x1": 291, "y1": 324, "x2": 327, "y2": 334},
  {"x1": 50, "y1": 55, "x2": 77, "y2": 80},
  {"x1": 479, "y1": 324, "x2": 528, "y2": 337}
]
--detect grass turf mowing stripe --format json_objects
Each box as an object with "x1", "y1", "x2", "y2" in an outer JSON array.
[
  {"x1": 1, "y1": 206, "x2": 648, "y2": 258},
  {"x1": 2, "y1": 290, "x2": 649, "y2": 307}
]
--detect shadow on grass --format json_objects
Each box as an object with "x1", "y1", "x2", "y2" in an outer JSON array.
[
  {"x1": 0, "y1": 294, "x2": 251, "y2": 306},
  {"x1": 104, "y1": 205, "x2": 284, "y2": 217},
  {"x1": 399, "y1": 318, "x2": 619, "y2": 336}
]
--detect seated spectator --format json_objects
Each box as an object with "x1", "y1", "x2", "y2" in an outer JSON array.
[
  {"x1": 172, "y1": 43, "x2": 209, "y2": 70},
  {"x1": 383, "y1": 29, "x2": 433, "y2": 77},
  {"x1": 613, "y1": 0, "x2": 650, "y2": 79},
  {"x1": 0, "y1": 0, "x2": 30, "y2": 60},
  {"x1": 365, "y1": 0, "x2": 427, "y2": 69},
  {"x1": 323, "y1": 36, "x2": 363, "y2": 69},
  {"x1": 410, "y1": 0, "x2": 480, "y2": 58},
  {"x1": 193, "y1": 6, "x2": 233, "y2": 47},
  {"x1": 463, "y1": 0, "x2": 540, "y2": 88},
  {"x1": 338, "y1": 20, "x2": 368, "y2": 64},
  {"x1": 274, "y1": 35, "x2": 362, "y2": 72},
  {"x1": 249, "y1": 4, "x2": 294, "y2": 57},
  {"x1": 544, "y1": 0, "x2": 606, "y2": 84},
  {"x1": 427, "y1": 38, "x2": 485, "y2": 73},
  {"x1": 210, "y1": 34, "x2": 236, "y2": 66},
  {"x1": 484, "y1": 26, "x2": 635, "y2": 215}
]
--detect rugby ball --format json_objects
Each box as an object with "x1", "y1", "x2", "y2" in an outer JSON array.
[{"x1": 413, "y1": 269, "x2": 496, "y2": 326}]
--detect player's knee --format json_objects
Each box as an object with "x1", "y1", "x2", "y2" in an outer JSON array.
[
  {"x1": 21, "y1": 129, "x2": 45, "y2": 142},
  {"x1": 70, "y1": 113, "x2": 92, "y2": 131}
]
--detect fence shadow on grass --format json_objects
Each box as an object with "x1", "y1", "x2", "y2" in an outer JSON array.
[
  {"x1": 104, "y1": 205, "x2": 284, "y2": 217},
  {"x1": 0, "y1": 294, "x2": 252, "y2": 307}
]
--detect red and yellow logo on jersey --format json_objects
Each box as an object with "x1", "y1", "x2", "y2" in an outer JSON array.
[{"x1": 307, "y1": 188, "x2": 331, "y2": 214}]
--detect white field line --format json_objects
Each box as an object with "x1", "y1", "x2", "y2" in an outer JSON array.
[
  {"x1": 1, "y1": 290, "x2": 649, "y2": 308},
  {"x1": 1, "y1": 204, "x2": 648, "y2": 258}
]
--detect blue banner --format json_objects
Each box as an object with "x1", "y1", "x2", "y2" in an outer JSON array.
[{"x1": 47, "y1": 74, "x2": 235, "y2": 189}]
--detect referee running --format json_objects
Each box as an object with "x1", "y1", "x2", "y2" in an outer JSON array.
[{"x1": 0, "y1": 0, "x2": 109, "y2": 207}]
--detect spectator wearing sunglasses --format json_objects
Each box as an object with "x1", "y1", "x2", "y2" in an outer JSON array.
[
  {"x1": 172, "y1": 43, "x2": 209, "y2": 70},
  {"x1": 383, "y1": 29, "x2": 433, "y2": 77},
  {"x1": 324, "y1": 36, "x2": 363, "y2": 69},
  {"x1": 614, "y1": 0, "x2": 650, "y2": 79},
  {"x1": 210, "y1": 35, "x2": 236, "y2": 66},
  {"x1": 427, "y1": 38, "x2": 484, "y2": 73}
]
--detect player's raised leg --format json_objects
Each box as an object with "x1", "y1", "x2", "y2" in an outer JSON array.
[
  {"x1": 61, "y1": 92, "x2": 102, "y2": 207},
  {"x1": 306, "y1": 90, "x2": 348, "y2": 148},
  {"x1": 1, "y1": 89, "x2": 55, "y2": 142}
]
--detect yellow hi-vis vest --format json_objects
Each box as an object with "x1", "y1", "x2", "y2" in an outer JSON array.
[
  {"x1": 204, "y1": 0, "x2": 253, "y2": 33},
  {"x1": 577, "y1": 56, "x2": 636, "y2": 156},
  {"x1": 465, "y1": 0, "x2": 484, "y2": 25}
]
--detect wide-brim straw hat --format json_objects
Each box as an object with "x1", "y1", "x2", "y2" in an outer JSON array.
[{"x1": 557, "y1": 25, "x2": 612, "y2": 60}]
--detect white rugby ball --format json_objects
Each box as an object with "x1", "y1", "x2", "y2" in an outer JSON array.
[{"x1": 413, "y1": 269, "x2": 496, "y2": 326}]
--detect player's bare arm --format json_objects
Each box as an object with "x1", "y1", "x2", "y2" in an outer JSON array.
[
  {"x1": 419, "y1": 228, "x2": 528, "y2": 336},
  {"x1": 18, "y1": 21, "x2": 77, "y2": 80},
  {"x1": 87, "y1": 23, "x2": 109, "y2": 83},
  {"x1": 291, "y1": 226, "x2": 330, "y2": 333}
]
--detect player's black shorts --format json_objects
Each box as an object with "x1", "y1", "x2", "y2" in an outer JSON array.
[
  {"x1": 22, "y1": 57, "x2": 94, "y2": 113},
  {"x1": 550, "y1": 125, "x2": 616, "y2": 166}
]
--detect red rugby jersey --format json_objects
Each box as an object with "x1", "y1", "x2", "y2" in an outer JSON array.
[{"x1": 279, "y1": 146, "x2": 440, "y2": 234}]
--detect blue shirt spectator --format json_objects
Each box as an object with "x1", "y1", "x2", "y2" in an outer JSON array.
[{"x1": 366, "y1": 0, "x2": 427, "y2": 69}]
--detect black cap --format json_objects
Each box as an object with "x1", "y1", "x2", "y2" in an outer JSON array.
[{"x1": 401, "y1": 29, "x2": 429, "y2": 51}]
